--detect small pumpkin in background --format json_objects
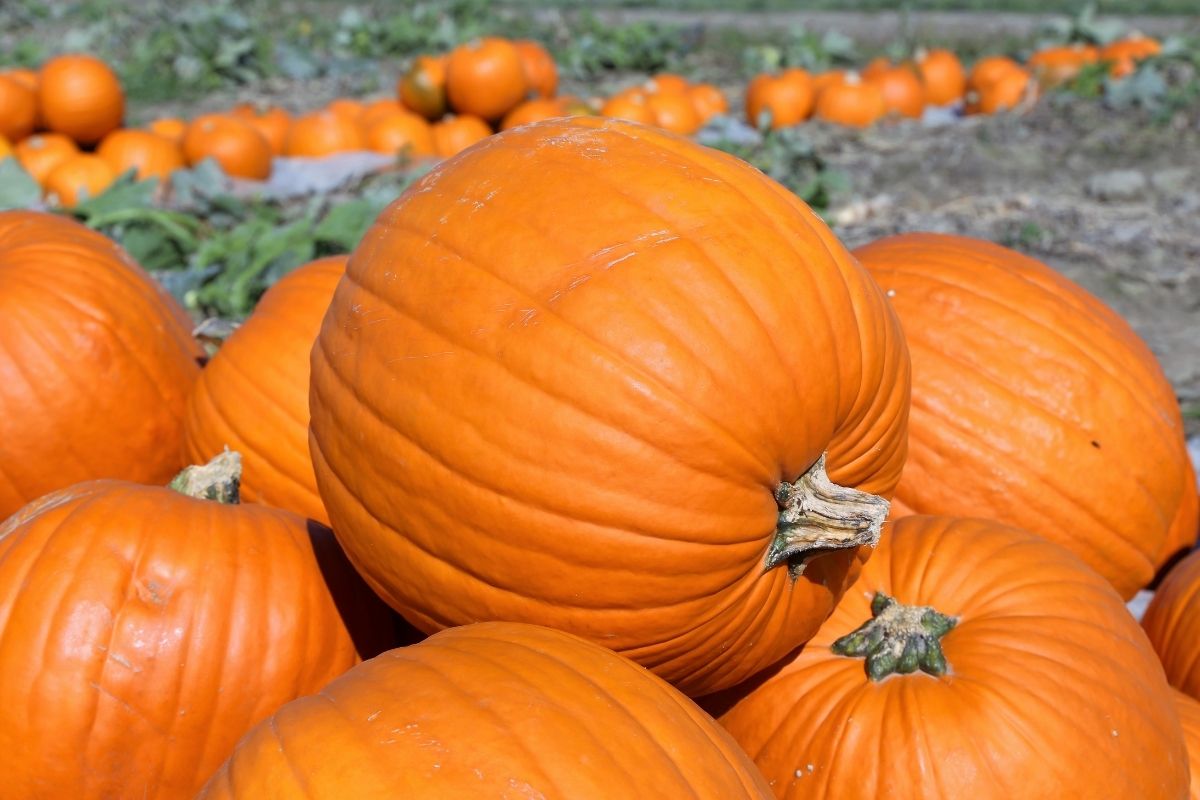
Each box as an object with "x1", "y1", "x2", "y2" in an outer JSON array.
[
  {"x1": 358, "y1": 98, "x2": 402, "y2": 128},
  {"x1": 363, "y1": 108, "x2": 435, "y2": 157},
  {"x1": 147, "y1": 116, "x2": 187, "y2": 143},
  {"x1": 0, "y1": 75, "x2": 36, "y2": 142},
  {"x1": 644, "y1": 72, "x2": 690, "y2": 95},
  {"x1": 325, "y1": 97, "x2": 365, "y2": 124},
  {"x1": 601, "y1": 92, "x2": 656, "y2": 124},
  {"x1": 1, "y1": 67, "x2": 38, "y2": 93},
  {"x1": 689, "y1": 83, "x2": 729, "y2": 123},
  {"x1": 446, "y1": 37, "x2": 528, "y2": 121},
  {"x1": 13, "y1": 132, "x2": 79, "y2": 186},
  {"x1": 397, "y1": 54, "x2": 448, "y2": 121},
  {"x1": 284, "y1": 110, "x2": 365, "y2": 158},
  {"x1": 860, "y1": 56, "x2": 892, "y2": 81},
  {"x1": 1101, "y1": 33, "x2": 1162, "y2": 65},
  {"x1": 431, "y1": 113, "x2": 492, "y2": 157},
  {"x1": 185, "y1": 257, "x2": 348, "y2": 525},
  {"x1": 0, "y1": 452, "x2": 398, "y2": 800},
  {"x1": 198, "y1": 623, "x2": 772, "y2": 799},
  {"x1": 867, "y1": 64, "x2": 925, "y2": 119},
  {"x1": 970, "y1": 66, "x2": 1034, "y2": 113},
  {"x1": 967, "y1": 54, "x2": 1024, "y2": 92},
  {"x1": 1027, "y1": 43, "x2": 1099, "y2": 88},
  {"x1": 97, "y1": 129, "x2": 185, "y2": 183},
  {"x1": 0, "y1": 211, "x2": 202, "y2": 519},
  {"x1": 37, "y1": 53, "x2": 124, "y2": 145},
  {"x1": 855, "y1": 233, "x2": 1198, "y2": 598},
  {"x1": 243, "y1": 106, "x2": 291, "y2": 156},
  {"x1": 500, "y1": 97, "x2": 566, "y2": 131},
  {"x1": 707, "y1": 516, "x2": 1190, "y2": 800},
  {"x1": 812, "y1": 70, "x2": 847, "y2": 96},
  {"x1": 745, "y1": 69, "x2": 815, "y2": 129},
  {"x1": 916, "y1": 47, "x2": 966, "y2": 105},
  {"x1": 513, "y1": 39, "x2": 558, "y2": 99},
  {"x1": 183, "y1": 115, "x2": 272, "y2": 179},
  {"x1": 814, "y1": 72, "x2": 887, "y2": 127},
  {"x1": 43, "y1": 153, "x2": 116, "y2": 208},
  {"x1": 645, "y1": 90, "x2": 702, "y2": 135},
  {"x1": 1143, "y1": 550, "x2": 1200, "y2": 699}
]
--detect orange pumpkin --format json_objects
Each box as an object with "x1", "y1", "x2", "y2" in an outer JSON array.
[
  {"x1": 0, "y1": 75, "x2": 36, "y2": 142},
  {"x1": 308, "y1": 117, "x2": 911, "y2": 697},
  {"x1": 430, "y1": 114, "x2": 492, "y2": 157},
  {"x1": 709, "y1": 515, "x2": 1189, "y2": 800},
  {"x1": 243, "y1": 107, "x2": 290, "y2": 156},
  {"x1": 689, "y1": 83, "x2": 729, "y2": 123},
  {"x1": 916, "y1": 48, "x2": 967, "y2": 105},
  {"x1": 326, "y1": 97, "x2": 365, "y2": 123},
  {"x1": 1102, "y1": 34, "x2": 1162, "y2": 64},
  {"x1": 500, "y1": 97, "x2": 565, "y2": 131},
  {"x1": 967, "y1": 54, "x2": 1023, "y2": 92},
  {"x1": 43, "y1": 154, "x2": 116, "y2": 207},
  {"x1": 0, "y1": 452, "x2": 396, "y2": 799},
  {"x1": 814, "y1": 73, "x2": 887, "y2": 127},
  {"x1": 0, "y1": 211, "x2": 202, "y2": 518},
  {"x1": 969, "y1": 65, "x2": 1034, "y2": 114},
  {"x1": 97, "y1": 128, "x2": 185, "y2": 182},
  {"x1": 644, "y1": 72, "x2": 690, "y2": 95},
  {"x1": 397, "y1": 54, "x2": 448, "y2": 121},
  {"x1": 284, "y1": 110, "x2": 365, "y2": 158},
  {"x1": 600, "y1": 93, "x2": 656, "y2": 125},
  {"x1": 860, "y1": 56, "x2": 892, "y2": 81},
  {"x1": 1143, "y1": 550, "x2": 1200, "y2": 699},
  {"x1": 646, "y1": 90, "x2": 702, "y2": 135},
  {"x1": 13, "y1": 132, "x2": 79, "y2": 186},
  {"x1": 183, "y1": 115, "x2": 272, "y2": 179},
  {"x1": 1174, "y1": 690, "x2": 1200, "y2": 800},
  {"x1": 812, "y1": 70, "x2": 847, "y2": 96},
  {"x1": 0, "y1": 135, "x2": 10, "y2": 160},
  {"x1": 358, "y1": 97, "x2": 402, "y2": 128},
  {"x1": 185, "y1": 258, "x2": 346, "y2": 523},
  {"x1": 867, "y1": 65, "x2": 925, "y2": 119},
  {"x1": 1027, "y1": 44, "x2": 1099, "y2": 87},
  {"x1": 198, "y1": 622, "x2": 772, "y2": 799},
  {"x1": 745, "y1": 69, "x2": 815, "y2": 130},
  {"x1": 363, "y1": 108, "x2": 435, "y2": 157},
  {"x1": 855, "y1": 233, "x2": 1198, "y2": 598},
  {"x1": 1, "y1": 67, "x2": 37, "y2": 92},
  {"x1": 513, "y1": 39, "x2": 558, "y2": 99},
  {"x1": 37, "y1": 53, "x2": 124, "y2": 145},
  {"x1": 446, "y1": 37, "x2": 528, "y2": 121},
  {"x1": 147, "y1": 116, "x2": 187, "y2": 143}
]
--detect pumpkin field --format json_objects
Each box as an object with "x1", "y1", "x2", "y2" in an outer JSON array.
[{"x1": 1, "y1": 0, "x2": 1199, "y2": 797}]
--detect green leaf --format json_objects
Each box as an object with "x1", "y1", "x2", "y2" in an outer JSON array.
[
  {"x1": 0, "y1": 158, "x2": 41, "y2": 210},
  {"x1": 314, "y1": 198, "x2": 385, "y2": 251},
  {"x1": 72, "y1": 172, "x2": 157, "y2": 217}
]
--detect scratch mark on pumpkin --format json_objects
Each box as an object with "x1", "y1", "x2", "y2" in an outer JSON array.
[
  {"x1": 89, "y1": 682, "x2": 166, "y2": 734},
  {"x1": 385, "y1": 351, "x2": 455, "y2": 363}
]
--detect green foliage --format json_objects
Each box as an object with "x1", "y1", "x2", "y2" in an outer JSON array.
[
  {"x1": 555, "y1": 12, "x2": 691, "y2": 77},
  {"x1": 0, "y1": 159, "x2": 42, "y2": 210},
  {"x1": 706, "y1": 127, "x2": 849, "y2": 212},
  {"x1": 742, "y1": 27, "x2": 858, "y2": 74}
]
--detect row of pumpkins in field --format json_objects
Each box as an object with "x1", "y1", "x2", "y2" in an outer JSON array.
[
  {"x1": 0, "y1": 32, "x2": 1166, "y2": 205},
  {"x1": 1, "y1": 115, "x2": 1198, "y2": 798}
]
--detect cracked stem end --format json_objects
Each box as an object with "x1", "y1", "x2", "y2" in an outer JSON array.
[{"x1": 168, "y1": 450, "x2": 242, "y2": 504}]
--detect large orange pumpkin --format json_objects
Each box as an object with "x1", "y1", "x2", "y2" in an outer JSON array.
[
  {"x1": 445, "y1": 37, "x2": 528, "y2": 121},
  {"x1": 917, "y1": 48, "x2": 966, "y2": 105},
  {"x1": 709, "y1": 515, "x2": 1189, "y2": 800},
  {"x1": 0, "y1": 75, "x2": 36, "y2": 142},
  {"x1": 1174, "y1": 689, "x2": 1200, "y2": 800},
  {"x1": 1143, "y1": 550, "x2": 1200, "y2": 699},
  {"x1": 855, "y1": 233, "x2": 1198, "y2": 598},
  {"x1": 0, "y1": 211, "x2": 202, "y2": 518},
  {"x1": 0, "y1": 452, "x2": 396, "y2": 799},
  {"x1": 308, "y1": 117, "x2": 911, "y2": 697},
  {"x1": 97, "y1": 128, "x2": 185, "y2": 182},
  {"x1": 198, "y1": 622, "x2": 771, "y2": 798},
  {"x1": 185, "y1": 257, "x2": 347, "y2": 524},
  {"x1": 37, "y1": 54, "x2": 125, "y2": 145}
]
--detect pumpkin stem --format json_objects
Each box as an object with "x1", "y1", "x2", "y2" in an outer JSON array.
[
  {"x1": 168, "y1": 450, "x2": 242, "y2": 504},
  {"x1": 766, "y1": 453, "x2": 888, "y2": 577},
  {"x1": 831, "y1": 592, "x2": 957, "y2": 681}
]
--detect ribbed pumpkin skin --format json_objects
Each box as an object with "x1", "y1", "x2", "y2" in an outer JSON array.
[
  {"x1": 711, "y1": 516, "x2": 1189, "y2": 800},
  {"x1": 856, "y1": 233, "x2": 1198, "y2": 599},
  {"x1": 185, "y1": 257, "x2": 346, "y2": 523},
  {"x1": 309, "y1": 117, "x2": 910, "y2": 697},
  {"x1": 1173, "y1": 689, "x2": 1200, "y2": 800},
  {"x1": 0, "y1": 211, "x2": 202, "y2": 519},
  {"x1": 199, "y1": 622, "x2": 772, "y2": 799},
  {"x1": 1143, "y1": 550, "x2": 1200, "y2": 699},
  {"x1": 0, "y1": 478, "x2": 395, "y2": 799}
]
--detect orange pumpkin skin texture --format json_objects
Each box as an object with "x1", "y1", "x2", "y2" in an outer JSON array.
[
  {"x1": 308, "y1": 117, "x2": 911, "y2": 697},
  {"x1": 430, "y1": 114, "x2": 492, "y2": 157},
  {"x1": 97, "y1": 128, "x2": 185, "y2": 182},
  {"x1": 917, "y1": 48, "x2": 966, "y2": 105},
  {"x1": 855, "y1": 233, "x2": 1198, "y2": 598},
  {"x1": 710, "y1": 516, "x2": 1189, "y2": 800},
  {"x1": 1143, "y1": 550, "x2": 1200, "y2": 699},
  {"x1": 43, "y1": 153, "x2": 116, "y2": 207},
  {"x1": 446, "y1": 37, "x2": 528, "y2": 121},
  {"x1": 0, "y1": 212, "x2": 202, "y2": 518},
  {"x1": 397, "y1": 54, "x2": 448, "y2": 121},
  {"x1": 198, "y1": 622, "x2": 772, "y2": 799},
  {"x1": 284, "y1": 110, "x2": 365, "y2": 157},
  {"x1": 183, "y1": 115, "x2": 273, "y2": 180},
  {"x1": 1173, "y1": 690, "x2": 1200, "y2": 800},
  {"x1": 14, "y1": 132, "x2": 79, "y2": 186},
  {"x1": 814, "y1": 75, "x2": 887, "y2": 127},
  {"x1": 0, "y1": 135, "x2": 10, "y2": 160},
  {"x1": 745, "y1": 70, "x2": 815, "y2": 129},
  {"x1": 37, "y1": 54, "x2": 124, "y2": 145},
  {"x1": 0, "y1": 457, "x2": 395, "y2": 799},
  {"x1": 868, "y1": 65, "x2": 925, "y2": 119},
  {"x1": 513, "y1": 39, "x2": 558, "y2": 99},
  {"x1": 185, "y1": 257, "x2": 347, "y2": 524},
  {"x1": 0, "y1": 75, "x2": 36, "y2": 142}
]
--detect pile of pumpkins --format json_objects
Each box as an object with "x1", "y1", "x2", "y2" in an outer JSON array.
[{"x1": 1, "y1": 115, "x2": 1198, "y2": 798}]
